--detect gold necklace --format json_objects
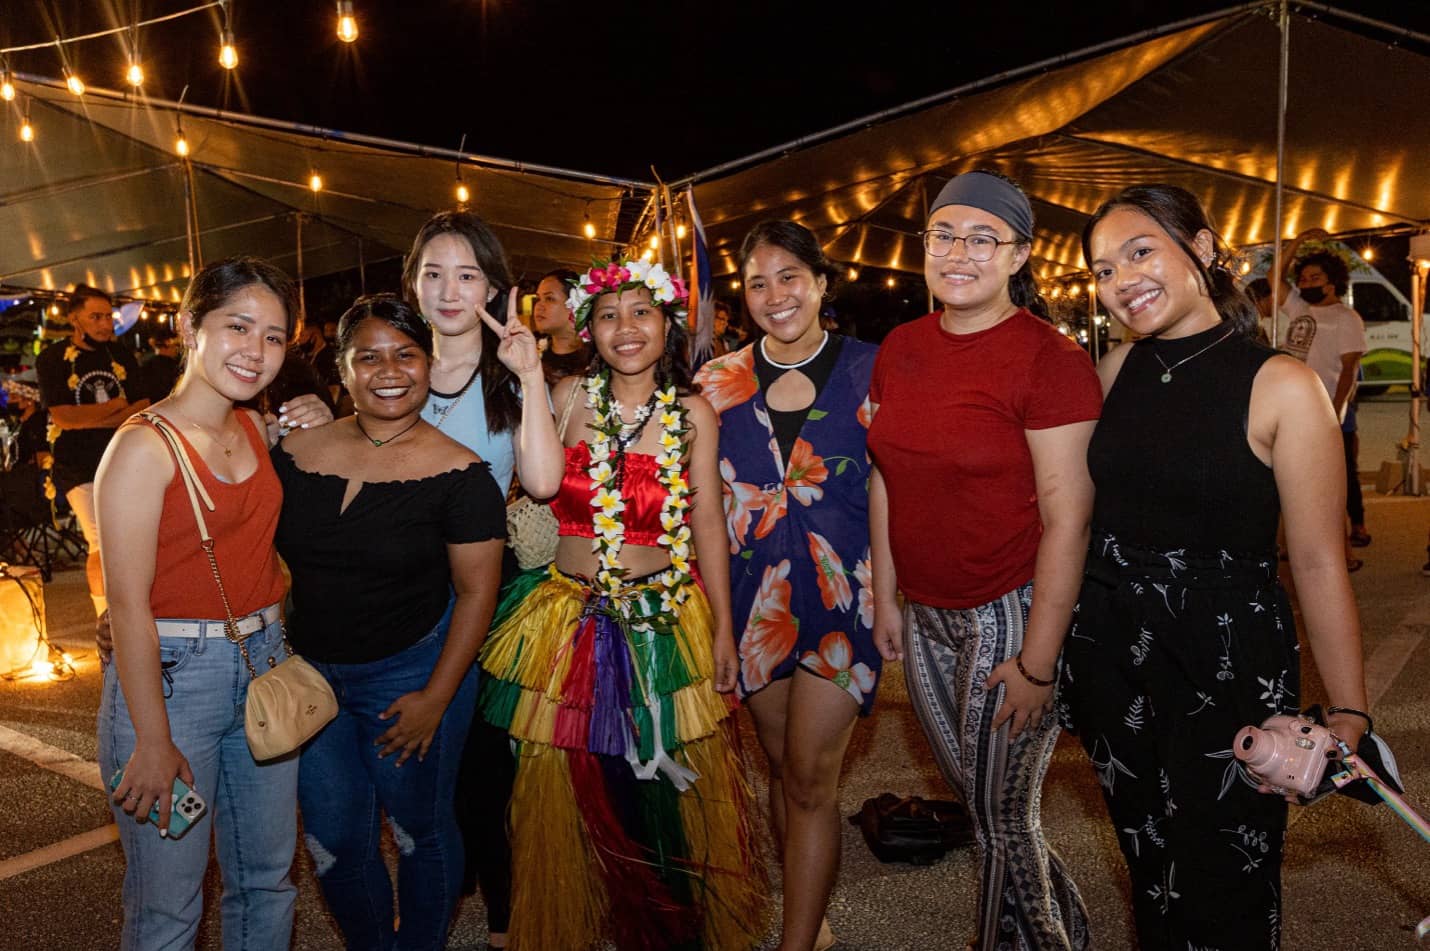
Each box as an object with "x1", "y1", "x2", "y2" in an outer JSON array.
[{"x1": 170, "y1": 409, "x2": 240, "y2": 457}]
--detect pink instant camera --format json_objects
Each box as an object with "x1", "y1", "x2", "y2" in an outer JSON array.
[{"x1": 1233, "y1": 713, "x2": 1341, "y2": 798}]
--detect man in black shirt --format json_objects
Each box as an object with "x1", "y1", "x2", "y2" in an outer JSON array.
[
  {"x1": 132, "y1": 324, "x2": 183, "y2": 403},
  {"x1": 34, "y1": 285, "x2": 147, "y2": 615}
]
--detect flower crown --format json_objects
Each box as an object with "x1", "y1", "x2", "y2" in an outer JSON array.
[{"x1": 566, "y1": 257, "x2": 688, "y2": 341}]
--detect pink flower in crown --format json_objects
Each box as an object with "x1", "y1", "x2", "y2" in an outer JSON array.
[{"x1": 671, "y1": 276, "x2": 688, "y2": 300}]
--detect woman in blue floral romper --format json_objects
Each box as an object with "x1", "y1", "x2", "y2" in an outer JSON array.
[{"x1": 695, "y1": 220, "x2": 885, "y2": 951}]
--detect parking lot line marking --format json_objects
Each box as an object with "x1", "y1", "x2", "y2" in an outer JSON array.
[
  {"x1": 0, "y1": 825, "x2": 118, "y2": 882},
  {"x1": 0, "y1": 724, "x2": 104, "y2": 791}
]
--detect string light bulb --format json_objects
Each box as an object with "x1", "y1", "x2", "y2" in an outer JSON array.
[
  {"x1": 729, "y1": 278, "x2": 740, "y2": 291},
  {"x1": 1, "y1": 69, "x2": 15, "y2": 102},
  {"x1": 176, "y1": 134, "x2": 190, "y2": 156},
  {"x1": 1362, "y1": 247, "x2": 1375, "y2": 262},
  {"x1": 309, "y1": 173, "x2": 324, "y2": 193},
  {"x1": 219, "y1": 30, "x2": 239, "y2": 70},
  {"x1": 676, "y1": 224, "x2": 687, "y2": 240},
  {"x1": 126, "y1": 61, "x2": 145, "y2": 86},
  {"x1": 885, "y1": 276, "x2": 896, "y2": 288},
  {"x1": 64, "y1": 69, "x2": 85, "y2": 96},
  {"x1": 455, "y1": 182, "x2": 470, "y2": 204},
  {"x1": 847, "y1": 267, "x2": 860, "y2": 281},
  {"x1": 336, "y1": 1, "x2": 359, "y2": 43},
  {"x1": 648, "y1": 234, "x2": 660, "y2": 250},
  {"x1": 584, "y1": 220, "x2": 596, "y2": 239},
  {"x1": 20, "y1": 113, "x2": 35, "y2": 142}
]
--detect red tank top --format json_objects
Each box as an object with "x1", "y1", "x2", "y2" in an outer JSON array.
[
  {"x1": 139, "y1": 412, "x2": 287, "y2": 619},
  {"x1": 551, "y1": 441, "x2": 669, "y2": 546}
]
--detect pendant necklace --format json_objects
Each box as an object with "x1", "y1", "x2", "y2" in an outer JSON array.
[
  {"x1": 173, "y1": 410, "x2": 238, "y2": 457},
  {"x1": 355, "y1": 415, "x2": 422, "y2": 447},
  {"x1": 1152, "y1": 328, "x2": 1236, "y2": 383},
  {"x1": 761, "y1": 330, "x2": 829, "y2": 370}
]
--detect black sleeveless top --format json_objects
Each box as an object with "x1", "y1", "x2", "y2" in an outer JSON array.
[{"x1": 1087, "y1": 324, "x2": 1280, "y2": 556}]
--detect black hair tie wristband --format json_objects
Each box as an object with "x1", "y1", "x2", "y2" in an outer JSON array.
[
  {"x1": 1327, "y1": 705, "x2": 1373, "y2": 735},
  {"x1": 1014, "y1": 654, "x2": 1055, "y2": 688}
]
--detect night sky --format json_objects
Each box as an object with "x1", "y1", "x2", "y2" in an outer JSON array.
[{"x1": 5, "y1": 1, "x2": 1428, "y2": 183}]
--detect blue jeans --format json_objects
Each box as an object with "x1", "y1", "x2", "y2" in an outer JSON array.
[
  {"x1": 97, "y1": 616, "x2": 299, "y2": 951},
  {"x1": 299, "y1": 609, "x2": 478, "y2": 951}
]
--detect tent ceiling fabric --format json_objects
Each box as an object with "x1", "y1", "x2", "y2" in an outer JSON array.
[
  {"x1": 3, "y1": 7, "x2": 1426, "y2": 298},
  {"x1": 693, "y1": 10, "x2": 1430, "y2": 278},
  {"x1": 0, "y1": 81, "x2": 629, "y2": 298}
]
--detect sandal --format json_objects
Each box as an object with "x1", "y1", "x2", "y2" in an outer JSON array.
[{"x1": 1349, "y1": 528, "x2": 1372, "y2": 547}]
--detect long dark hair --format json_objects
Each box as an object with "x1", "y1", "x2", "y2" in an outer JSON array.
[
  {"x1": 401, "y1": 211, "x2": 520, "y2": 433},
  {"x1": 1082, "y1": 185, "x2": 1259, "y2": 336}
]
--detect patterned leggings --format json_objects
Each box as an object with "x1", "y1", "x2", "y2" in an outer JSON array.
[
  {"x1": 904, "y1": 586, "x2": 1091, "y2": 951},
  {"x1": 1061, "y1": 533, "x2": 1300, "y2": 950}
]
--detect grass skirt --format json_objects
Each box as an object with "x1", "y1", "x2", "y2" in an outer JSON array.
[{"x1": 478, "y1": 566, "x2": 767, "y2": 951}]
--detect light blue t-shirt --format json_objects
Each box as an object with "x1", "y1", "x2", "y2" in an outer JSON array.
[{"x1": 422, "y1": 371, "x2": 516, "y2": 496}]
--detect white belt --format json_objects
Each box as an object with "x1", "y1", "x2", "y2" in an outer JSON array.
[{"x1": 153, "y1": 603, "x2": 282, "y2": 640}]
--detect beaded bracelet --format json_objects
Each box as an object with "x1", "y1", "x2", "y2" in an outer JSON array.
[
  {"x1": 1014, "y1": 654, "x2": 1055, "y2": 688},
  {"x1": 1327, "y1": 705, "x2": 1374, "y2": 735}
]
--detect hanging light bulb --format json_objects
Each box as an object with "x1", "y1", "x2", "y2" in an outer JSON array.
[
  {"x1": 729, "y1": 278, "x2": 740, "y2": 291},
  {"x1": 336, "y1": 1, "x2": 359, "y2": 43},
  {"x1": 219, "y1": 30, "x2": 239, "y2": 69},
  {"x1": 20, "y1": 114, "x2": 35, "y2": 142},
  {"x1": 641, "y1": 249, "x2": 654, "y2": 263},
  {"x1": 64, "y1": 69, "x2": 85, "y2": 96},
  {"x1": 584, "y1": 220, "x2": 596, "y2": 239},
  {"x1": 1362, "y1": 246, "x2": 1375, "y2": 262},
  {"x1": 309, "y1": 173, "x2": 324, "y2": 193},
  {"x1": 847, "y1": 267, "x2": 860, "y2": 281},
  {"x1": 676, "y1": 224, "x2": 687, "y2": 240},
  {"x1": 1, "y1": 69, "x2": 15, "y2": 102},
  {"x1": 175, "y1": 134, "x2": 190, "y2": 156},
  {"x1": 455, "y1": 182, "x2": 470, "y2": 204},
  {"x1": 885, "y1": 276, "x2": 896, "y2": 288},
  {"x1": 648, "y1": 234, "x2": 660, "y2": 250},
  {"x1": 126, "y1": 61, "x2": 145, "y2": 86}
]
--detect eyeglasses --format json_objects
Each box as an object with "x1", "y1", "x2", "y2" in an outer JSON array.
[{"x1": 919, "y1": 229, "x2": 1020, "y2": 261}]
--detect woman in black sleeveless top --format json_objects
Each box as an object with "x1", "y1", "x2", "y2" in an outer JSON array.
[{"x1": 1061, "y1": 186, "x2": 1369, "y2": 950}]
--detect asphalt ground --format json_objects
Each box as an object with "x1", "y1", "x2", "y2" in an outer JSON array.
[{"x1": 1, "y1": 398, "x2": 1426, "y2": 950}]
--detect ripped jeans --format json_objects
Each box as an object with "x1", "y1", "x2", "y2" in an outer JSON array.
[{"x1": 298, "y1": 610, "x2": 479, "y2": 951}]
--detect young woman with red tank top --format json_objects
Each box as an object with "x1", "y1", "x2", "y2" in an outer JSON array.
[
  {"x1": 95, "y1": 258, "x2": 308, "y2": 950},
  {"x1": 476, "y1": 257, "x2": 767, "y2": 951}
]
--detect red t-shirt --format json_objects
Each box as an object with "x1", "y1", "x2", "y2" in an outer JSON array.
[{"x1": 868, "y1": 309, "x2": 1101, "y2": 609}]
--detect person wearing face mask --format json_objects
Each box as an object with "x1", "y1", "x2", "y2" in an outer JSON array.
[
  {"x1": 1275, "y1": 242, "x2": 1370, "y2": 556},
  {"x1": 867, "y1": 171, "x2": 1098, "y2": 950},
  {"x1": 35, "y1": 285, "x2": 148, "y2": 616}
]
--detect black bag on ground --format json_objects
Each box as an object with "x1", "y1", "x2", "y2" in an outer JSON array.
[{"x1": 849, "y1": 793, "x2": 975, "y2": 865}]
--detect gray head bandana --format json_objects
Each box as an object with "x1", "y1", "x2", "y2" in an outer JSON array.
[{"x1": 928, "y1": 171, "x2": 1035, "y2": 239}]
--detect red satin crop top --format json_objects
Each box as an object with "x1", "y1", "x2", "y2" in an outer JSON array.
[{"x1": 551, "y1": 441, "x2": 670, "y2": 546}]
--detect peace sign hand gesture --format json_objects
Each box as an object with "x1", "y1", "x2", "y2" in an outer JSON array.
[{"x1": 477, "y1": 289, "x2": 542, "y2": 380}]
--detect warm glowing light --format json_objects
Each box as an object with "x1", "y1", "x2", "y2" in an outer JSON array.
[
  {"x1": 1051, "y1": 286, "x2": 1062, "y2": 299},
  {"x1": 847, "y1": 267, "x2": 860, "y2": 281},
  {"x1": 20, "y1": 117, "x2": 34, "y2": 142},
  {"x1": 885, "y1": 277, "x2": 896, "y2": 288},
  {"x1": 48, "y1": 304, "x2": 59, "y2": 316},
  {"x1": 729, "y1": 278, "x2": 740, "y2": 290},
  {"x1": 126, "y1": 62, "x2": 145, "y2": 86},
  {"x1": 1239, "y1": 260, "x2": 1251, "y2": 275},
  {"x1": 1070, "y1": 284, "x2": 1082, "y2": 298},
  {"x1": 676, "y1": 224, "x2": 687, "y2": 240},
  {"x1": 455, "y1": 183, "x2": 470, "y2": 204},
  {"x1": 175, "y1": 135, "x2": 190, "y2": 156},
  {"x1": 337, "y1": 1, "x2": 359, "y2": 43},
  {"x1": 0, "y1": 73, "x2": 13, "y2": 102},
  {"x1": 219, "y1": 31, "x2": 239, "y2": 70},
  {"x1": 32, "y1": 660, "x2": 54, "y2": 679},
  {"x1": 648, "y1": 235, "x2": 660, "y2": 250},
  {"x1": 65, "y1": 70, "x2": 85, "y2": 96},
  {"x1": 583, "y1": 221, "x2": 596, "y2": 239},
  {"x1": 1086, "y1": 281, "x2": 1096, "y2": 294},
  {"x1": 309, "y1": 173, "x2": 324, "y2": 193},
  {"x1": 1362, "y1": 247, "x2": 1374, "y2": 262},
  {"x1": 641, "y1": 249, "x2": 654, "y2": 263}
]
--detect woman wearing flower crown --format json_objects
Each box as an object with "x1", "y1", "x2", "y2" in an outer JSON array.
[{"x1": 476, "y1": 256, "x2": 766, "y2": 951}]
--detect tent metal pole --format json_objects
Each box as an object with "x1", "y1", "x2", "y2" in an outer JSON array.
[
  {"x1": 296, "y1": 214, "x2": 306, "y2": 325},
  {"x1": 1409, "y1": 262, "x2": 1426, "y2": 494},
  {"x1": 358, "y1": 239, "x2": 367, "y2": 295},
  {"x1": 1270, "y1": 1, "x2": 1290, "y2": 345},
  {"x1": 182, "y1": 157, "x2": 200, "y2": 275}
]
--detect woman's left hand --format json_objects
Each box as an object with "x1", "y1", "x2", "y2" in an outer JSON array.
[
  {"x1": 376, "y1": 689, "x2": 449, "y2": 766},
  {"x1": 986, "y1": 657, "x2": 1055, "y2": 740},
  {"x1": 712, "y1": 632, "x2": 739, "y2": 694},
  {"x1": 478, "y1": 290, "x2": 542, "y2": 378}
]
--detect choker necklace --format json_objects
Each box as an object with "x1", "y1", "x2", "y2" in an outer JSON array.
[
  {"x1": 1152, "y1": 327, "x2": 1237, "y2": 383},
  {"x1": 761, "y1": 330, "x2": 828, "y2": 370},
  {"x1": 355, "y1": 415, "x2": 422, "y2": 447}
]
